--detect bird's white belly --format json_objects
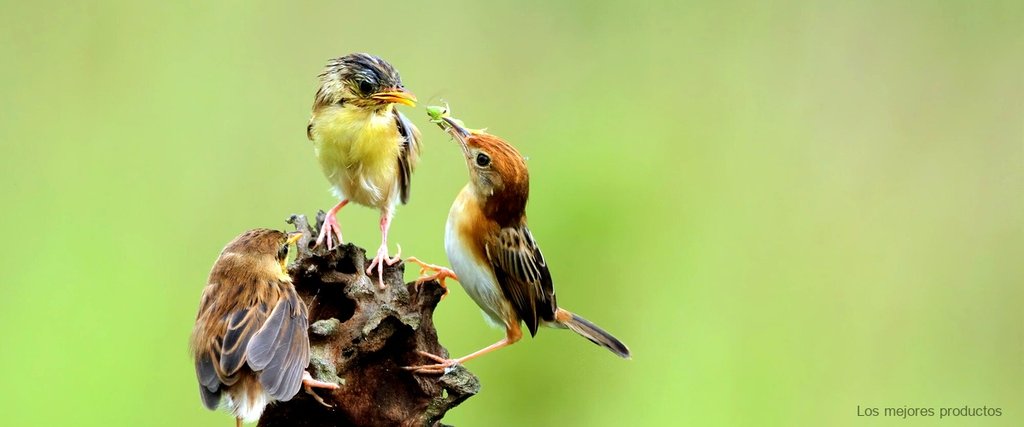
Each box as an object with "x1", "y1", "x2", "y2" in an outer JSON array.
[
  {"x1": 225, "y1": 389, "x2": 271, "y2": 423},
  {"x1": 445, "y1": 212, "x2": 508, "y2": 328}
]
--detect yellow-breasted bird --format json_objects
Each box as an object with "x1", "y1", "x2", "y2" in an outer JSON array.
[
  {"x1": 190, "y1": 229, "x2": 339, "y2": 426},
  {"x1": 406, "y1": 112, "x2": 631, "y2": 374},
  {"x1": 307, "y1": 53, "x2": 420, "y2": 287}
]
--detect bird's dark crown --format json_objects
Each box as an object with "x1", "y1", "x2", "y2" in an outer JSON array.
[{"x1": 314, "y1": 53, "x2": 404, "y2": 109}]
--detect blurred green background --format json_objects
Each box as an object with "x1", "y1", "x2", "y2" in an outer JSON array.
[{"x1": 1, "y1": 0, "x2": 1021, "y2": 426}]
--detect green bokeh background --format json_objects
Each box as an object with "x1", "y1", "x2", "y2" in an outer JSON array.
[{"x1": 1, "y1": 1, "x2": 1021, "y2": 426}]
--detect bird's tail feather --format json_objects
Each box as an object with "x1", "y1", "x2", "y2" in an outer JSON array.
[{"x1": 555, "y1": 308, "x2": 631, "y2": 359}]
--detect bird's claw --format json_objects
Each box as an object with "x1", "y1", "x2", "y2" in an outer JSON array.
[
  {"x1": 367, "y1": 243, "x2": 401, "y2": 289},
  {"x1": 403, "y1": 351, "x2": 460, "y2": 375},
  {"x1": 405, "y1": 257, "x2": 456, "y2": 299},
  {"x1": 315, "y1": 216, "x2": 343, "y2": 250},
  {"x1": 302, "y1": 371, "x2": 340, "y2": 408}
]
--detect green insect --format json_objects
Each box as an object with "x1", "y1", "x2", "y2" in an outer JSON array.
[
  {"x1": 425, "y1": 102, "x2": 468, "y2": 131},
  {"x1": 426, "y1": 103, "x2": 450, "y2": 123}
]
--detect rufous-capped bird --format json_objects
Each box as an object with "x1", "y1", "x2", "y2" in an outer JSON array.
[
  {"x1": 190, "y1": 229, "x2": 339, "y2": 426},
  {"x1": 406, "y1": 109, "x2": 630, "y2": 374},
  {"x1": 307, "y1": 53, "x2": 420, "y2": 287}
]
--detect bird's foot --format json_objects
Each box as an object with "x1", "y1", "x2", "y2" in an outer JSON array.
[
  {"x1": 315, "y1": 215, "x2": 343, "y2": 250},
  {"x1": 366, "y1": 243, "x2": 401, "y2": 289},
  {"x1": 302, "y1": 370, "x2": 340, "y2": 408},
  {"x1": 403, "y1": 351, "x2": 461, "y2": 375},
  {"x1": 405, "y1": 256, "x2": 456, "y2": 299}
]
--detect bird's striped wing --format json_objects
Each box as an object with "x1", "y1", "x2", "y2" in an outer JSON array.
[
  {"x1": 245, "y1": 285, "x2": 310, "y2": 401},
  {"x1": 485, "y1": 225, "x2": 557, "y2": 336},
  {"x1": 394, "y1": 109, "x2": 421, "y2": 204},
  {"x1": 192, "y1": 280, "x2": 310, "y2": 406},
  {"x1": 192, "y1": 280, "x2": 273, "y2": 409}
]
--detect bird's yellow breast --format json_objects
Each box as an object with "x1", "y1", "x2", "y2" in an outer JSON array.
[{"x1": 310, "y1": 105, "x2": 402, "y2": 207}]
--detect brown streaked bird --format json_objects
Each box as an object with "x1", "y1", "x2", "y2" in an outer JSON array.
[
  {"x1": 190, "y1": 229, "x2": 339, "y2": 426},
  {"x1": 407, "y1": 113, "x2": 631, "y2": 374},
  {"x1": 307, "y1": 53, "x2": 420, "y2": 287}
]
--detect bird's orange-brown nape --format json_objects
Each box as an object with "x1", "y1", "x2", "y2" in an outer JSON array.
[
  {"x1": 464, "y1": 133, "x2": 529, "y2": 184},
  {"x1": 462, "y1": 132, "x2": 531, "y2": 226}
]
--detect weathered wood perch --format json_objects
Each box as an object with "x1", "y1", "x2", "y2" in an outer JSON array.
[{"x1": 257, "y1": 213, "x2": 480, "y2": 427}]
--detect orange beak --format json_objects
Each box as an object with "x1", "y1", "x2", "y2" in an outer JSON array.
[{"x1": 370, "y1": 88, "x2": 417, "y2": 107}]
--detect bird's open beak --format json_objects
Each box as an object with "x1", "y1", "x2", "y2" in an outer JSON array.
[
  {"x1": 371, "y1": 88, "x2": 417, "y2": 107},
  {"x1": 286, "y1": 232, "x2": 303, "y2": 246},
  {"x1": 442, "y1": 117, "x2": 472, "y2": 156}
]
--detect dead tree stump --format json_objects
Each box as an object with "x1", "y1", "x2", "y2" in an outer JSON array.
[{"x1": 257, "y1": 213, "x2": 479, "y2": 427}]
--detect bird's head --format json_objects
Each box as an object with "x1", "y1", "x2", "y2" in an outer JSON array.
[
  {"x1": 313, "y1": 53, "x2": 416, "y2": 112},
  {"x1": 221, "y1": 229, "x2": 303, "y2": 274},
  {"x1": 441, "y1": 116, "x2": 530, "y2": 225}
]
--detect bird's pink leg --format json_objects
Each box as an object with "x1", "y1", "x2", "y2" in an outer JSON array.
[
  {"x1": 316, "y1": 200, "x2": 349, "y2": 249},
  {"x1": 302, "y1": 370, "x2": 340, "y2": 407},
  {"x1": 405, "y1": 256, "x2": 457, "y2": 299},
  {"x1": 366, "y1": 207, "x2": 400, "y2": 288},
  {"x1": 404, "y1": 324, "x2": 523, "y2": 375}
]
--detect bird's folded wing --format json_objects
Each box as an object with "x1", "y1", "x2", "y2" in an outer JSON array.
[
  {"x1": 192, "y1": 279, "x2": 276, "y2": 406},
  {"x1": 246, "y1": 286, "x2": 310, "y2": 401},
  {"x1": 394, "y1": 109, "x2": 421, "y2": 205},
  {"x1": 485, "y1": 225, "x2": 557, "y2": 336},
  {"x1": 194, "y1": 348, "x2": 223, "y2": 409}
]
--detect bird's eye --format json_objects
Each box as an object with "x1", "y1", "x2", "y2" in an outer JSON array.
[
  {"x1": 277, "y1": 244, "x2": 289, "y2": 260},
  {"x1": 358, "y1": 80, "x2": 374, "y2": 95},
  {"x1": 476, "y1": 153, "x2": 491, "y2": 167}
]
